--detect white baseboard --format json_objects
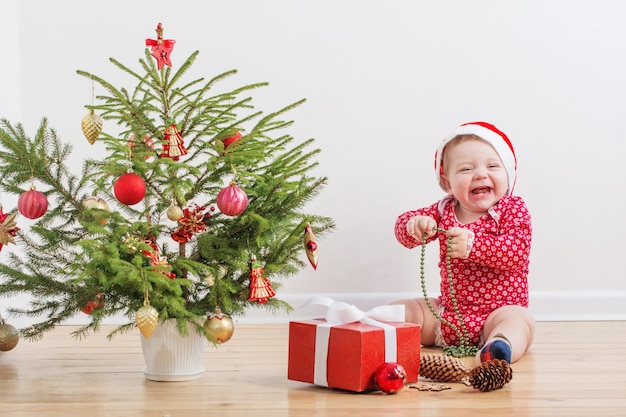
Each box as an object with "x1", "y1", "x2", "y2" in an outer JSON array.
[
  {"x1": 238, "y1": 291, "x2": 626, "y2": 323},
  {"x1": 5, "y1": 291, "x2": 626, "y2": 329}
]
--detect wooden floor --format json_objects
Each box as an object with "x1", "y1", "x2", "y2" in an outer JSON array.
[{"x1": 0, "y1": 321, "x2": 625, "y2": 416}]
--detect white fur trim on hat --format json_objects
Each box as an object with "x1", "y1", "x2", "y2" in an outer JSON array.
[{"x1": 434, "y1": 121, "x2": 517, "y2": 195}]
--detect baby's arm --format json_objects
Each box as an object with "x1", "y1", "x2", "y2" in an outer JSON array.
[
  {"x1": 407, "y1": 216, "x2": 437, "y2": 240},
  {"x1": 394, "y1": 202, "x2": 441, "y2": 249}
]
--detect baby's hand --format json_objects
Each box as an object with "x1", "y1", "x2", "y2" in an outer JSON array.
[
  {"x1": 406, "y1": 216, "x2": 437, "y2": 241},
  {"x1": 445, "y1": 227, "x2": 473, "y2": 258}
]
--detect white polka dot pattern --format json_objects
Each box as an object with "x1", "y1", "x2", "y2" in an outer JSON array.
[{"x1": 395, "y1": 195, "x2": 532, "y2": 345}]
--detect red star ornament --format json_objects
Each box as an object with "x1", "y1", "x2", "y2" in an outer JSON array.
[{"x1": 145, "y1": 23, "x2": 176, "y2": 70}]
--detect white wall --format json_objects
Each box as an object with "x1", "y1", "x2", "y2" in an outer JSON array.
[
  {"x1": 0, "y1": 0, "x2": 19, "y2": 122},
  {"x1": 2, "y1": 0, "x2": 625, "y2": 324}
]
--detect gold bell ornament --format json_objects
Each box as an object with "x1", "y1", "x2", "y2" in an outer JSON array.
[
  {"x1": 204, "y1": 308, "x2": 234, "y2": 343},
  {"x1": 0, "y1": 313, "x2": 19, "y2": 352},
  {"x1": 136, "y1": 299, "x2": 159, "y2": 339}
]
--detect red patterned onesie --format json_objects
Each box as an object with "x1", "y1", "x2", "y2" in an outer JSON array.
[{"x1": 394, "y1": 195, "x2": 532, "y2": 346}]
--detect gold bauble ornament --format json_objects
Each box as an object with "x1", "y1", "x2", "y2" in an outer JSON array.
[
  {"x1": 166, "y1": 205, "x2": 183, "y2": 221},
  {"x1": 136, "y1": 301, "x2": 159, "y2": 339},
  {"x1": 82, "y1": 196, "x2": 110, "y2": 225},
  {"x1": 204, "y1": 308, "x2": 234, "y2": 343},
  {"x1": 81, "y1": 109, "x2": 103, "y2": 145},
  {"x1": 0, "y1": 317, "x2": 19, "y2": 352},
  {"x1": 203, "y1": 265, "x2": 226, "y2": 286}
]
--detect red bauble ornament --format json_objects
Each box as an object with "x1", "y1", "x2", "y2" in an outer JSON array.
[
  {"x1": 221, "y1": 131, "x2": 242, "y2": 149},
  {"x1": 216, "y1": 182, "x2": 248, "y2": 216},
  {"x1": 17, "y1": 187, "x2": 48, "y2": 219},
  {"x1": 113, "y1": 173, "x2": 146, "y2": 205},
  {"x1": 374, "y1": 362, "x2": 407, "y2": 394}
]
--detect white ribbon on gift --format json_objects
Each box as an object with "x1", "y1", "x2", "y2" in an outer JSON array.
[{"x1": 303, "y1": 296, "x2": 406, "y2": 387}]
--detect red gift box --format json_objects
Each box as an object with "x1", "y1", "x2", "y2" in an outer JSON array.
[{"x1": 288, "y1": 319, "x2": 421, "y2": 392}]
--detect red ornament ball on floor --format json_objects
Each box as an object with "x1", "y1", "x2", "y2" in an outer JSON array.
[
  {"x1": 113, "y1": 173, "x2": 146, "y2": 205},
  {"x1": 374, "y1": 362, "x2": 407, "y2": 394}
]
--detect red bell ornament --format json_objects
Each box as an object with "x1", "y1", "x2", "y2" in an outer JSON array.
[
  {"x1": 17, "y1": 186, "x2": 48, "y2": 219},
  {"x1": 216, "y1": 182, "x2": 248, "y2": 216},
  {"x1": 113, "y1": 173, "x2": 146, "y2": 205},
  {"x1": 160, "y1": 122, "x2": 187, "y2": 160},
  {"x1": 248, "y1": 255, "x2": 276, "y2": 304}
]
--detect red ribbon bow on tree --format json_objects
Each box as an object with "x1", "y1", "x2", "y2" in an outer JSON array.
[
  {"x1": 171, "y1": 203, "x2": 213, "y2": 244},
  {"x1": 142, "y1": 245, "x2": 176, "y2": 279}
]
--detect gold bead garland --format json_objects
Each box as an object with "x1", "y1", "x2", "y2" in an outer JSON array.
[{"x1": 419, "y1": 229, "x2": 478, "y2": 357}]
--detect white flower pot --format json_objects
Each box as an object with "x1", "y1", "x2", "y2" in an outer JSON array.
[{"x1": 140, "y1": 319, "x2": 207, "y2": 382}]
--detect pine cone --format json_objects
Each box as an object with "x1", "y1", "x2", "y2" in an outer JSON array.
[
  {"x1": 468, "y1": 359, "x2": 513, "y2": 392},
  {"x1": 419, "y1": 354, "x2": 471, "y2": 382}
]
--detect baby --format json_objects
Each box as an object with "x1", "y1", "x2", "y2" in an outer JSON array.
[{"x1": 393, "y1": 122, "x2": 534, "y2": 363}]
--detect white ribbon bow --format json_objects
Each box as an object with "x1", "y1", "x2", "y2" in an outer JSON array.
[{"x1": 303, "y1": 296, "x2": 406, "y2": 387}]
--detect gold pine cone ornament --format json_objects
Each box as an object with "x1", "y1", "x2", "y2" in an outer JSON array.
[
  {"x1": 136, "y1": 301, "x2": 159, "y2": 339},
  {"x1": 81, "y1": 109, "x2": 103, "y2": 145}
]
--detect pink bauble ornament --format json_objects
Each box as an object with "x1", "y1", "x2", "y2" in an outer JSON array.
[
  {"x1": 127, "y1": 134, "x2": 155, "y2": 160},
  {"x1": 216, "y1": 182, "x2": 248, "y2": 216},
  {"x1": 113, "y1": 173, "x2": 146, "y2": 205},
  {"x1": 374, "y1": 362, "x2": 407, "y2": 394},
  {"x1": 17, "y1": 187, "x2": 48, "y2": 219}
]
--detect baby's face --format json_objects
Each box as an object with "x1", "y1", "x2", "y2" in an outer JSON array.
[{"x1": 441, "y1": 139, "x2": 508, "y2": 218}]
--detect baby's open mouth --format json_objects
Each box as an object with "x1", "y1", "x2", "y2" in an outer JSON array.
[{"x1": 472, "y1": 187, "x2": 491, "y2": 195}]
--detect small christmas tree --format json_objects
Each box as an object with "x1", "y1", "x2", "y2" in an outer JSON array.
[{"x1": 0, "y1": 24, "x2": 334, "y2": 341}]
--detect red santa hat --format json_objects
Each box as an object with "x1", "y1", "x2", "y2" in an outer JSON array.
[{"x1": 434, "y1": 121, "x2": 517, "y2": 195}]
